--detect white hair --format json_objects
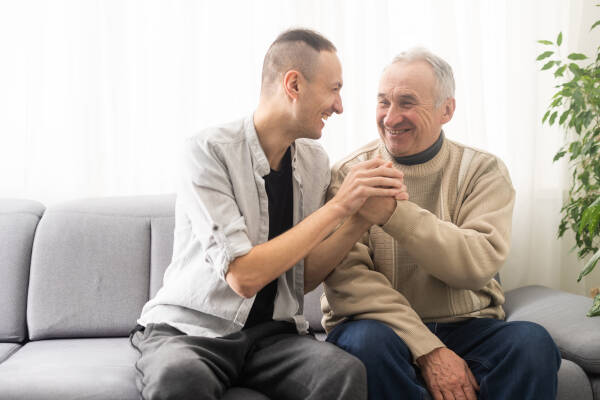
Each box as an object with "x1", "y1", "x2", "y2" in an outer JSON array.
[{"x1": 391, "y1": 47, "x2": 455, "y2": 107}]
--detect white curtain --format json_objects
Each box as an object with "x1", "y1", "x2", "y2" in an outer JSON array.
[{"x1": 0, "y1": 0, "x2": 597, "y2": 295}]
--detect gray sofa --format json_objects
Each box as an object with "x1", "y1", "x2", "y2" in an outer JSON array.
[{"x1": 0, "y1": 195, "x2": 598, "y2": 399}]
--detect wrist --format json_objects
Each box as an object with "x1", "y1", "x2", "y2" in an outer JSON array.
[
  {"x1": 416, "y1": 346, "x2": 446, "y2": 368},
  {"x1": 326, "y1": 198, "x2": 351, "y2": 221},
  {"x1": 348, "y1": 213, "x2": 372, "y2": 231}
]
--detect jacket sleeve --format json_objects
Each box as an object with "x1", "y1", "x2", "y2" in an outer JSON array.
[
  {"x1": 321, "y1": 162, "x2": 445, "y2": 361},
  {"x1": 381, "y1": 154, "x2": 515, "y2": 290},
  {"x1": 177, "y1": 136, "x2": 253, "y2": 282}
]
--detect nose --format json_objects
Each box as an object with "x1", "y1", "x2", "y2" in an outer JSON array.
[
  {"x1": 383, "y1": 104, "x2": 403, "y2": 127},
  {"x1": 333, "y1": 94, "x2": 343, "y2": 114}
]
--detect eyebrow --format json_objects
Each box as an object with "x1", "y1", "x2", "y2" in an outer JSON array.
[
  {"x1": 334, "y1": 81, "x2": 343, "y2": 89},
  {"x1": 378, "y1": 92, "x2": 417, "y2": 103}
]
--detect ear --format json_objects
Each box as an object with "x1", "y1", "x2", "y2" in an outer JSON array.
[
  {"x1": 283, "y1": 69, "x2": 301, "y2": 102},
  {"x1": 440, "y1": 97, "x2": 456, "y2": 124}
]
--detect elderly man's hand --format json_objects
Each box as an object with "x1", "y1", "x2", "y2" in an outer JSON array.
[
  {"x1": 357, "y1": 196, "x2": 400, "y2": 226},
  {"x1": 417, "y1": 347, "x2": 479, "y2": 400}
]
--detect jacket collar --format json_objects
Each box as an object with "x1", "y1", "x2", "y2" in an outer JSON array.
[{"x1": 245, "y1": 114, "x2": 298, "y2": 177}]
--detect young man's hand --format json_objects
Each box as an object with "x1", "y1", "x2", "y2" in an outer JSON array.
[{"x1": 331, "y1": 158, "x2": 406, "y2": 217}]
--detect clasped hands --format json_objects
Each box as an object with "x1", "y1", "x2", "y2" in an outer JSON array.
[{"x1": 332, "y1": 157, "x2": 408, "y2": 226}]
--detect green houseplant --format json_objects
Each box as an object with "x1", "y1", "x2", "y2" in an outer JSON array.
[{"x1": 538, "y1": 18, "x2": 600, "y2": 317}]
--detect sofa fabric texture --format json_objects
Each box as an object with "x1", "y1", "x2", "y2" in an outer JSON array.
[
  {"x1": 0, "y1": 199, "x2": 44, "y2": 343},
  {"x1": 504, "y1": 285, "x2": 598, "y2": 374},
  {"x1": 0, "y1": 195, "x2": 597, "y2": 400}
]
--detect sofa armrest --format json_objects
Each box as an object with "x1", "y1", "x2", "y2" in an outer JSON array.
[{"x1": 504, "y1": 285, "x2": 600, "y2": 374}]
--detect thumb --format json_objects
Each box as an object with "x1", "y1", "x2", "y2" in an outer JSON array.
[{"x1": 466, "y1": 366, "x2": 480, "y2": 391}]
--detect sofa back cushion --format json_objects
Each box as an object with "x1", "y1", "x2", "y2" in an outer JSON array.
[
  {"x1": 0, "y1": 199, "x2": 45, "y2": 342},
  {"x1": 27, "y1": 195, "x2": 175, "y2": 340},
  {"x1": 25, "y1": 193, "x2": 327, "y2": 339}
]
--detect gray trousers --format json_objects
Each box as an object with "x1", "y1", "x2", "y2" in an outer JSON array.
[{"x1": 130, "y1": 321, "x2": 367, "y2": 400}]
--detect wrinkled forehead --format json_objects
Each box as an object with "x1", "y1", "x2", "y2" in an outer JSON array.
[{"x1": 378, "y1": 61, "x2": 436, "y2": 100}]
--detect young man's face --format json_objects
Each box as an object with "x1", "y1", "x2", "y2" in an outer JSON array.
[
  {"x1": 376, "y1": 60, "x2": 451, "y2": 157},
  {"x1": 296, "y1": 51, "x2": 344, "y2": 139}
]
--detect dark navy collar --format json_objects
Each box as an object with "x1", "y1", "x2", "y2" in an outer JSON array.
[{"x1": 393, "y1": 131, "x2": 444, "y2": 165}]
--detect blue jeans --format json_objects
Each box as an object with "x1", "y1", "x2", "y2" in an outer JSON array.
[{"x1": 327, "y1": 318, "x2": 561, "y2": 400}]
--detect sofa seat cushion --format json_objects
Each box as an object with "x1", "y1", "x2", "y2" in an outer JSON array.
[
  {"x1": 556, "y1": 359, "x2": 593, "y2": 400},
  {"x1": 504, "y1": 285, "x2": 599, "y2": 374},
  {"x1": 0, "y1": 337, "x2": 274, "y2": 400},
  {"x1": 0, "y1": 343, "x2": 20, "y2": 364},
  {"x1": 0, "y1": 338, "x2": 138, "y2": 400},
  {"x1": 222, "y1": 388, "x2": 270, "y2": 400},
  {"x1": 591, "y1": 374, "x2": 600, "y2": 400}
]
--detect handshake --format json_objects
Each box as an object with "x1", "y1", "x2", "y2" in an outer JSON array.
[{"x1": 330, "y1": 157, "x2": 409, "y2": 226}]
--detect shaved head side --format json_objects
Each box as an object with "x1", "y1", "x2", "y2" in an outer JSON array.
[{"x1": 261, "y1": 28, "x2": 336, "y2": 93}]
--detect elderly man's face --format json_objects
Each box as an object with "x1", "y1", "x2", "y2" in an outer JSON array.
[{"x1": 376, "y1": 61, "x2": 449, "y2": 157}]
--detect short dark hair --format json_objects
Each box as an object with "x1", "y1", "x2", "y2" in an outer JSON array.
[{"x1": 261, "y1": 28, "x2": 336, "y2": 91}]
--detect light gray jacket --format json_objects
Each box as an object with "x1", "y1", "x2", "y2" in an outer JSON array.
[{"x1": 138, "y1": 115, "x2": 331, "y2": 337}]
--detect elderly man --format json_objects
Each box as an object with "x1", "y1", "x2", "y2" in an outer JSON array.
[{"x1": 322, "y1": 48, "x2": 561, "y2": 400}]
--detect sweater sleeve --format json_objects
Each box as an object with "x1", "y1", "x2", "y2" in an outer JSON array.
[
  {"x1": 321, "y1": 161, "x2": 446, "y2": 362},
  {"x1": 381, "y1": 154, "x2": 515, "y2": 290}
]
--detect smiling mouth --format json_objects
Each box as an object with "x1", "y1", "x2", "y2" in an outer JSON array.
[{"x1": 385, "y1": 127, "x2": 411, "y2": 135}]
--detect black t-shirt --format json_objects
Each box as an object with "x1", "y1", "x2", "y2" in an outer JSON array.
[{"x1": 243, "y1": 147, "x2": 293, "y2": 329}]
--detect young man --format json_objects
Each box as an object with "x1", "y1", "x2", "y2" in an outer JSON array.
[
  {"x1": 131, "y1": 29, "x2": 407, "y2": 400},
  {"x1": 322, "y1": 48, "x2": 561, "y2": 400}
]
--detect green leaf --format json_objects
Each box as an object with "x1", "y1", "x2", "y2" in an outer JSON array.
[
  {"x1": 550, "y1": 96, "x2": 562, "y2": 107},
  {"x1": 542, "y1": 110, "x2": 551, "y2": 123},
  {"x1": 573, "y1": 91, "x2": 585, "y2": 109},
  {"x1": 559, "y1": 110, "x2": 570, "y2": 125},
  {"x1": 592, "y1": 20, "x2": 600, "y2": 31},
  {"x1": 568, "y1": 53, "x2": 588, "y2": 60},
  {"x1": 557, "y1": 32, "x2": 563, "y2": 46},
  {"x1": 569, "y1": 63, "x2": 581, "y2": 75},
  {"x1": 569, "y1": 141, "x2": 582, "y2": 158},
  {"x1": 578, "y1": 248, "x2": 600, "y2": 281},
  {"x1": 588, "y1": 293, "x2": 600, "y2": 317},
  {"x1": 578, "y1": 170, "x2": 590, "y2": 187},
  {"x1": 538, "y1": 39, "x2": 553, "y2": 45},
  {"x1": 553, "y1": 150, "x2": 567, "y2": 162},
  {"x1": 554, "y1": 64, "x2": 567, "y2": 77},
  {"x1": 579, "y1": 197, "x2": 600, "y2": 235},
  {"x1": 541, "y1": 60, "x2": 555, "y2": 70},
  {"x1": 537, "y1": 51, "x2": 554, "y2": 61},
  {"x1": 549, "y1": 111, "x2": 558, "y2": 125}
]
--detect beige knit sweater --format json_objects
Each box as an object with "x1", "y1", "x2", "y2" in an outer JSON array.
[{"x1": 321, "y1": 137, "x2": 515, "y2": 361}]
